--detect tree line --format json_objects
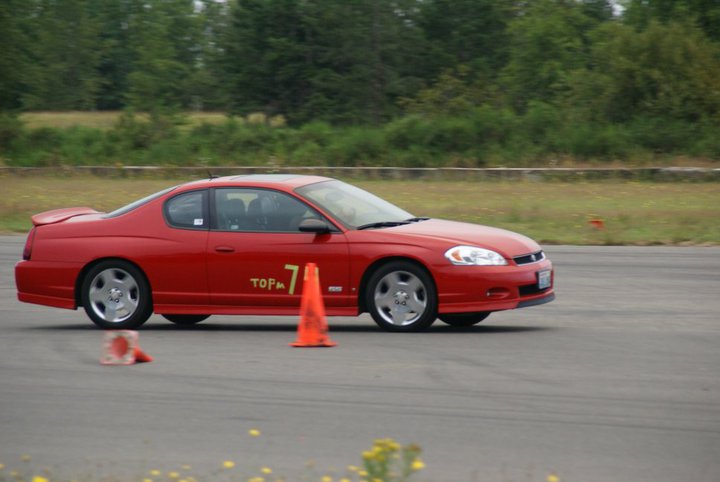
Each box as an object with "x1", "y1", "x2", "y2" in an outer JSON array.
[{"x1": 2, "y1": 0, "x2": 720, "y2": 164}]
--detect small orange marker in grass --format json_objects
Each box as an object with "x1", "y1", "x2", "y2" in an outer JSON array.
[{"x1": 589, "y1": 218, "x2": 605, "y2": 230}]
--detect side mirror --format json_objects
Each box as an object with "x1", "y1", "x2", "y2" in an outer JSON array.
[{"x1": 298, "y1": 218, "x2": 331, "y2": 234}]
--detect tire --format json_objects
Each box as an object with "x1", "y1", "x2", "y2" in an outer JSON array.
[
  {"x1": 162, "y1": 314, "x2": 210, "y2": 325},
  {"x1": 365, "y1": 261, "x2": 437, "y2": 332},
  {"x1": 80, "y1": 260, "x2": 152, "y2": 329},
  {"x1": 438, "y1": 312, "x2": 491, "y2": 327}
]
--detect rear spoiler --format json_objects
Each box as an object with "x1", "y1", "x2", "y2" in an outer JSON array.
[{"x1": 31, "y1": 207, "x2": 102, "y2": 226}]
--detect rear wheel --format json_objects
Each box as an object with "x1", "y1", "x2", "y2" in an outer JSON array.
[
  {"x1": 81, "y1": 260, "x2": 152, "y2": 329},
  {"x1": 365, "y1": 261, "x2": 437, "y2": 332},
  {"x1": 162, "y1": 314, "x2": 210, "y2": 325},
  {"x1": 438, "y1": 312, "x2": 491, "y2": 327}
]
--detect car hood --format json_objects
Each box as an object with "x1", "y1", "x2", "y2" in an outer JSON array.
[{"x1": 379, "y1": 219, "x2": 542, "y2": 257}]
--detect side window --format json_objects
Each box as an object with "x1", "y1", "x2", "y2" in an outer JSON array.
[
  {"x1": 164, "y1": 190, "x2": 208, "y2": 229},
  {"x1": 214, "y1": 188, "x2": 323, "y2": 232}
]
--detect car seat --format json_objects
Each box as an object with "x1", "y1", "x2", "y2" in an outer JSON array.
[
  {"x1": 247, "y1": 195, "x2": 276, "y2": 230},
  {"x1": 218, "y1": 198, "x2": 246, "y2": 230}
]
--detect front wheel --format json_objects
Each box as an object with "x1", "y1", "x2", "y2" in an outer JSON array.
[
  {"x1": 365, "y1": 261, "x2": 437, "y2": 332},
  {"x1": 162, "y1": 314, "x2": 210, "y2": 325},
  {"x1": 438, "y1": 312, "x2": 491, "y2": 327},
  {"x1": 80, "y1": 260, "x2": 152, "y2": 329}
]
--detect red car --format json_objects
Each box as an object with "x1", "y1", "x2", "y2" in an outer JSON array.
[{"x1": 15, "y1": 175, "x2": 554, "y2": 331}]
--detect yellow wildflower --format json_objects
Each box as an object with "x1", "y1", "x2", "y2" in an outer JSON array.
[
  {"x1": 143, "y1": 479, "x2": 153, "y2": 482},
  {"x1": 168, "y1": 471, "x2": 180, "y2": 479},
  {"x1": 0, "y1": 464, "x2": 4, "y2": 470},
  {"x1": 249, "y1": 429, "x2": 261, "y2": 437},
  {"x1": 547, "y1": 475, "x2": 560, "y2": 482},
  {"x1": 346, "y1": 465, "x2": 358, "y2": 472},
  {"x1": 32, "y1": 477, "x2": 49, "y2": 482},
  {"x1": 21, "y1": 455, "x2": 31, "y2": 462},
  {"x1": 261, "y1": 467, "x2": 272, "y2": 475},
  {"x1": 411, "y1": 458, "x2": 425, "y2": 471},
  {"x1": 149, "y1": 470, "x2": 161, "y2": 477},
  {"x1": 340, "y1": 479, "x2": 351, "y2": 482},
  {"x1": 321, "y1": 476, "x2": 333, "y2": 482},
  {"x1": 223, "y1": 461, "x2": 235, "y2": 469}
]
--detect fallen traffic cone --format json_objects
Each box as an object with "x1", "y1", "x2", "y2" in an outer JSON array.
[
  {"x1": 290, "y1": 263, "x2": 336, "y2": 347},
  {"x1": 101, "y1": 330, "x2": 153, "y2": 365}
]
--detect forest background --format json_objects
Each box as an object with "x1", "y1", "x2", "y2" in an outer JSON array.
[{"x1": 1, "y1": 0, "x2": 720, "y2": 168}]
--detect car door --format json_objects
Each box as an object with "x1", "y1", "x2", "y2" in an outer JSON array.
[
  {"x1": 148, "y1": 188, "x2": 210, "y2": 307},
  {"x1": 206, "y1": 187, "x2": 351, "y2": 309}
]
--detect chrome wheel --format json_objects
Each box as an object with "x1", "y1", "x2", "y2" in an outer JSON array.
[
  {"x1": 374, "y1": 270, "x2": 427, "y2": 326},
  {"x1": 366, "y1": 261, "x2": 437, "y2": 332},
  {"x1": 81, "y1": 260, "x2": 152, "y2": 329},
  {"x1": 88, "y1": 268, "x2": 140, "y2": 323}
]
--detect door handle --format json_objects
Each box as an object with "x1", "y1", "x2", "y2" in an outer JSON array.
[{"x1": 214, "y1": 246, "x2": 235, "y2": 253}]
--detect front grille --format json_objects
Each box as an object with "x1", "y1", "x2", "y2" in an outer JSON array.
[
  {"x1": 519, "y1": 284, "x2": 550, "y2": 296},
  {"x1": 513, "y1": 250, "x2": 545, "y2": 265}
]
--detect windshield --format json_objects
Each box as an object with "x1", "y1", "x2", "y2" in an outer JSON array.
[
  {"x1": 296, "y1": 180, "x2": 413, "y2": 228},
  {"x1": 104, "y1": 186, "x2": 177, "y2": 218}
]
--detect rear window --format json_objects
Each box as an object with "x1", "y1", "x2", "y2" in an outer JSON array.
[
  {"x1": 104, "y1": 186, "x2": 176, "y2": 218},
  {"x1": 164, "y1": 190, "x2": 208, "y2": 229}
]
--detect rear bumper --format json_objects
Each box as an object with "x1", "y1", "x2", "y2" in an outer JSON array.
[{"x1": 15, "y1": 260, "x2": 79, "y2": 310}]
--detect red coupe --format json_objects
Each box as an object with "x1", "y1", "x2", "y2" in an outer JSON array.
[{"x1": 15, "y1": 175, "x2": 554, "y2": 331}]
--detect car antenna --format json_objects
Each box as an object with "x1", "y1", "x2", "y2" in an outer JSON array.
[{"x1": 207, "y1": 170, "x2": 219, "y2": 180}]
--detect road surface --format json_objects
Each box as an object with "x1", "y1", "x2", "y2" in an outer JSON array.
[{"x1": 1, "y1": 236, "x2": 718, "y2": 482}]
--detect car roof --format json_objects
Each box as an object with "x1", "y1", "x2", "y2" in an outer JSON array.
[{"x1": 180, "y1": 174, "x2": 334, "y2": 191}]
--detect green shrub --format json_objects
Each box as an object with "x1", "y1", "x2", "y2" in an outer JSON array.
[
  {"x1": 4, "y1": 110, "x2": 720, "y2": 167},
  {"x1": 0, "y1": 113, "x2": 24, "y2": 152},
  {"x1": 425, "y1": 117, "x2": 477, "y2": 153},
  {"x1": 58, "y1": 126, "x2": 108, "y2": 165},
  {"x1": 326, "y1": 127, "x2": 386, "y2": 166},
  {"x1": 385, "y1": 115, "x2": 434, "y2": 151},
  {"x1": 627, "y1": 116, "x2": 695, "y2": 153}
]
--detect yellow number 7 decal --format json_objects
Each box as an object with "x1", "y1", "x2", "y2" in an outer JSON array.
[{"x1": 284, "y1": 264, "x2": 300, "y2": 295}]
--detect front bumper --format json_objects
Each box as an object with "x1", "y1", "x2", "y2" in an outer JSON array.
[{"x1": 435, "y1": 259, "x2": 555, "y2": 314}]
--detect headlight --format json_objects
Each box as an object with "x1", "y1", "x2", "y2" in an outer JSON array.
[{"x1": 444, "y1": 246, "x2": 508, "y2": 266}]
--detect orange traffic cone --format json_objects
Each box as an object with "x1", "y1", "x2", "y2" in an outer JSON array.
[
  {"x1": 290, "y1": 263, "x2": 336, "y2": 347},
  {"x1": 101, "y1": 330, "x2": 153, "y2": 365}
]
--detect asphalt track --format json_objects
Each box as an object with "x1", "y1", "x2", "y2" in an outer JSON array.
[{"x1": 1, "y1": 235, "x2": 719, "y2": 482}]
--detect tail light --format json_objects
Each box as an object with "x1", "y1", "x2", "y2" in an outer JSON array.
[{"x1": 23, "y1": 227, "x2": 36, "y2": 260}]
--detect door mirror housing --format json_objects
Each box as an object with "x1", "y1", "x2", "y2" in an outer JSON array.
[{"x1": 298, "y1": 218, "x2": 331, "y2": 234}]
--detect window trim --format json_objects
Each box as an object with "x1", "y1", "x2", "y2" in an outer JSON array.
[
  {"x1": 210, "y1": 187, "x2": 341, "y2": 233},
  {"x1": 163, "y1": 189, "x2": 209, "y2": 231}
]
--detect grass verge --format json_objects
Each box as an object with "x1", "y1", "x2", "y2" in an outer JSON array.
[{"x1": 1, "y1": 175, "x2": 718, "y2": 245}]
